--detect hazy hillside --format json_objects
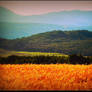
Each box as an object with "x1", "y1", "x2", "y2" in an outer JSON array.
[
  {"x1": 1, "y1": 22, "x2": 92, "y2": 39},
  {"x1": 0, "y1": 22, "x2": 73, "y2": 39},
  {"x1": 0, "y1": 7, "x2": 92, "y2": 39},
  {"x1": 0, "y1": 7, "x2": 22, "y2": 22},
  {"x1": 0, "y1": 30, "x2": 92, "y2": 56}
]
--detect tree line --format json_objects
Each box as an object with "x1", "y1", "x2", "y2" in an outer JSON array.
[{"x1": 0, "y1": 54, "x2": 92, "y2": 64}]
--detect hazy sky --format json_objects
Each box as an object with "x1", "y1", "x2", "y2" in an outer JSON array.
[{"x1": 0, "y1": 1, "x2": 92, "y2": 16}]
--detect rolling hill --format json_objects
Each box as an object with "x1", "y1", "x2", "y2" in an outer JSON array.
[
  {"x1": 1, "y1": 22, "x2": 92, "y2": 39},
  {"x1": 0, "y1": 30, "x2": 92, "y2": 56}
]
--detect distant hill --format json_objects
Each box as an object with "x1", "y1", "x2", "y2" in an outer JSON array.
[
  {"x1": 1, "y1": 22, "x2": 92, "y2": 39},
  {"x1": 0, "y1": 30, "x2": 92, "y2": 56},
  {"x1": 0, "y1": 7, "x2": 92, "y2": 39}
]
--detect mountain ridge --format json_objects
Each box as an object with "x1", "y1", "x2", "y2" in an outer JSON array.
[
  {"x1": 1, "y1": 6, "x2": 92, "y2": 16},
  {"x1": 0, "y1": 7, "x2": 92, "y2": 25}
]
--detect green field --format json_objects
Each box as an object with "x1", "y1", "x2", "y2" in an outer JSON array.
[{"x1": 0, "y1": 49, "x2": 68, "y2": 57}]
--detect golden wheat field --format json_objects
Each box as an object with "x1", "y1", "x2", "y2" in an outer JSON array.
[{"x1": 0, "y1": 64, "x2": 92, "y2": 91}]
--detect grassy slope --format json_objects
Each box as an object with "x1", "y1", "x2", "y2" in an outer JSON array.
[{"x1": 0, "y1": 30, "x2": 92, "y2": 56}]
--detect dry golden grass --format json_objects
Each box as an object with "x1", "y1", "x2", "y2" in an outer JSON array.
[{"x1": 0, "y1": 64, "x2": 92, "y2": 91}]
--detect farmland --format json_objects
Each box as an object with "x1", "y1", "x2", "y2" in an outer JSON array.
[
  {"x1": 0, "y1": 64, "x2": 92, "y2": 90},
  {"x1": 0, "y1": 49, "x2": 68, "y2": 57}
]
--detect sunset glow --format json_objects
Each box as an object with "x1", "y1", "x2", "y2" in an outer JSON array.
[{"x1": 0, "y1": 1, "x2": 92, "y2": 16}]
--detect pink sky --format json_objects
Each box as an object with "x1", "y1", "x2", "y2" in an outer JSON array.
[{"x1": 0, "y1": 1, "x2": 92, "y2": 16}]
